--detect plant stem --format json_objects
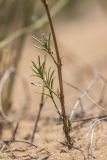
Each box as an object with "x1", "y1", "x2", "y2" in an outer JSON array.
[
  {"x1": 31, "y1": 86, "x2": 45, "y2": 143},
  {"x1": 42, "y1": 77, "x2": 62, "y2": 117},
  {"x1": 31, "y1": 54, "x2": 47, "y2": 143},
  {"x1": 41, "y1": 0, "x2": 73, "y2": 149}
]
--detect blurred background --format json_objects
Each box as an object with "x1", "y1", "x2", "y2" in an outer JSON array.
[{"x1": 0, "y1": 0, "x2": 107, "y2": 121}]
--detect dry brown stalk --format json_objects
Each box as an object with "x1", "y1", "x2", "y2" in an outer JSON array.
[
  {"x1": 31, "y1": 86, "x2": 45, "y2": 143},
  {"x1": 41, "y1": 0, "x2": 73, "y2": 149}
]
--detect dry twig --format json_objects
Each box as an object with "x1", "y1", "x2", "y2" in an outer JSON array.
[
  {"x1": 64, "y1": 72, "x2": 107, "y2": 120},
  {"x1": 0, "y1": 66, "x2": 15, "y2": 122},
  {"x1": 31, "y1": 86, "x2": 45, "y2": 143}
]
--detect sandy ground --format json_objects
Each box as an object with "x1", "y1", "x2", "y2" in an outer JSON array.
[{"x1": 1, "y1": 1, "x2": 107, "y2": 159}]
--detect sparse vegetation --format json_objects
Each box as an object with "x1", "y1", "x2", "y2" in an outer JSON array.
[
  {"x1": 32, "y1": 0, "x2": 73, "y2": 149},
  {"x1": 0, "y1": 0, "x2": 107, "y2": 159}
]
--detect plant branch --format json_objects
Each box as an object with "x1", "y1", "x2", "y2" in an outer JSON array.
[
  {"x1": 31, "y1": 86, "x2": 45, "y2": 143},
  {"x1": 41, "y1": 0, "x2": 73, "y2": 149},
  {"x1": 42, "y1": 77, "x2": 61, "y2": 117},
  {"x1": 0, "y1": 66, "x2": 15, "y2": 123}
]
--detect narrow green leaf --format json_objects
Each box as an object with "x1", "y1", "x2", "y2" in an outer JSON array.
[
  {"x1": 50, "y1": 69, "x2": 55, "y2": 81},
  {"x1": 51, "y1": 77, "x2": 54, "y2": 89}
]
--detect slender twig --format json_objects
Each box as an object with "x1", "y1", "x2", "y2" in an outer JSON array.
[
  {"x1": 72, "y1": 114, "x2": 107, "y2": 122},
  {"x1": 0, "y1": 122, "x2": 19, "y2": 151},
  {"x1": 49, "y1": 52, "x2": 57, "y2": 66},
  {"x1": 2, "y1": 122, "x2": 20, "y2": 151},
  {"x1": 0, "y1": 68, "x2": 32, "y2": 123},
  {"x1": 31, "y1": 86, "x2": 45, "y2": 143},
  {"x1": 41, "y1": 0, "x2": 73, "y2": 149},
  {"x1": 42, "y1": 79, "x2": 60, "y2": 98},
  {"x1": 81, "y1": 116, "x2": 107, "y2": 160},
  {"x1": 83, "y1": 116, "x2": 107, "y2": 142},
  {"x1": 3, "y1": 140, "x2": 37, "y2": 149},
  {"x1": 64, "y1": 75, "x2": 107, "y2": 120},
  {"x1": 49, "y1": 92, "x2": 61, "y2": 117},
  {"x1": 0, "y1": 66, "x2": 15, "y2": 122},
  {"x1": 12, "y1": 140, "x2": 37, "y2": 148},
  {"x1": 31, "y1": 54, "x2": 47, "y2": 143},
  {"x1": 89, "y1": 81, "x2": 106, "y2": 110},
  {"x1": 42, "y1": 78, "x2": 61, "y2": 116},
  {"x1": 9, "y1": 122, "x2": 19, "y2": 143}
]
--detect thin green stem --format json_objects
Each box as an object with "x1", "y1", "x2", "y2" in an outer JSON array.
[
  {"x1": 49, "y1": 91, "x2": 62, "y2": 117},
  {"x1": 42, "y1": 78, "x2": 61, "y2": 116}
]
